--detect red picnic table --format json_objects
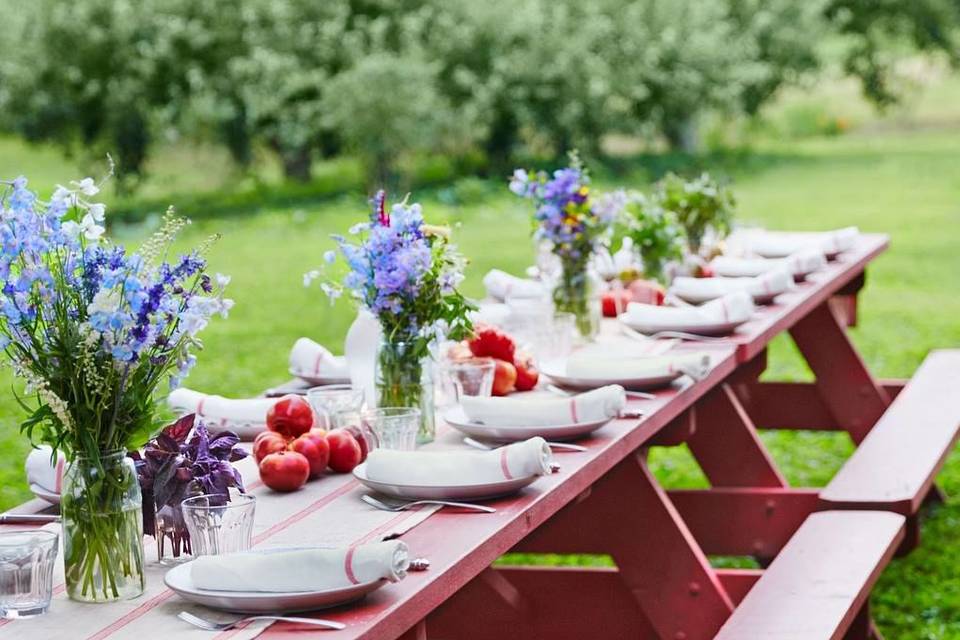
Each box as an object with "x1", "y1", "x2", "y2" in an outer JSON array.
[{"x1": 5, "y1": 232, "x2": 959, "y2": 640}]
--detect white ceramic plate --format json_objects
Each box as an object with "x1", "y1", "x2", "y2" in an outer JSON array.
[
  {"x1": 164, "y1": 560, "x2": 385, "y2": 613},
  {"x1": 29, "y1": 484, "x2": 60, "y2": 505},
  {"x1": 442, "y1": 406, "x2": 609, "y2": 442},
  {"x1": 289, "y1": 368, "x2": 351, "y2": 386},
  {"x1": 353, "y1": 463, "x2": 538, "y2": 501},
  {"x1": 618, "y1": 317, "x2": 745, "y2": 337},
  {"x1": 539, "y1": 361, "x2": 680, "y2": 391}
]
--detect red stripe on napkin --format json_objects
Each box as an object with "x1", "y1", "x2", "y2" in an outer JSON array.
[
  {"x1": 344, "y1": 546, "x2": 360, "y2": 585},
  {"x1": 569, "y1": 397, "x2": 579, "y2": 423},
  {"x1": 499, "y1": 447, "x2": 513, "y2": 480},
  {"x1": 196, "y1": 397, "x2": 207, "y2": 416}
]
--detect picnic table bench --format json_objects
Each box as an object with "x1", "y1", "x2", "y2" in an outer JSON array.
[{"x1": 2, "y1": 232, "x2": 956, "y2": 640}]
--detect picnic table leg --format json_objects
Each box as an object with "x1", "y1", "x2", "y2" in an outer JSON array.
[
  {"x1": 685, "y1": 383, "x2": 788, "y2": 488},
  {"x1": 789, "y1": 301, "x2": 890, "y2": 443},
  {"x1": 508, "y1": 450, "x2": 734, "y2": 639}
]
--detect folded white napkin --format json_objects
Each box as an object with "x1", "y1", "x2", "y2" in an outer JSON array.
[
  {"x1": 671, "y1": 269, "x2": 793, "y2": 302},
  {"x1": 746, "y1": 227, "x2": 859, "y2": 259},
  {"x1": 470, "y1": 302, "x2": 513, "y2": 328},
  {"x1": 289, "y1": 338, "x2": 350, "y2": 380},
  {"x1": 564, "y1": 352, "x2": 711, "y2": 381},
  {"x1": 25, "y1": 446, "x2": 65, "y2": 494},
  {"x1": 168, "y1": 388, "x2": 275, "y2": 426},
  {"x1": 190, "y1": 541, "x2": 409, "y2": 592},
  {"x1": 482, "y1": 269, "x2": 545, "y2": 301},
  {"x1": 365, "y1": 437, "x2": 553, "y2": 485},
  {"x1": 712, "y1": 249, "x2": 826, "y2": 279},
  {"x1": 622, "y1": 291, "x2": 755, "y2": 330},
  {"x1": 460, "y1": 385, "x2": 626, "y2": 426}
]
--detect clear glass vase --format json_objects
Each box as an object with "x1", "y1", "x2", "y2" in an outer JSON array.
[
  {"x1": 552, "y1": 261, "x2": 601, "y2": 341},
  {"x1": 152, "y1": 504, "x2": 192, "y2": 566},
  {"x1": 375, "y1": 338, "x2": 435, "y2": 444},
  {"x1": 61, "y1": 451, "x2": 145, "y2": 603}
]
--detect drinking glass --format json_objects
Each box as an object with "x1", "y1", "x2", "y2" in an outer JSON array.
[
  {"x1": 436, "y1": 358, "x2": 495, "y2": 408},
  {"x1": 0, "y1": 530, "x2": 58, "y2": 619},
  {"x1": 358, "y1": 408, "x2": 421, "y2": 451},
  {"x1": 539, "y1": 312, "x2": 576, "y2": 361},
  {"x1": 181, "y1": 493, "x2": 256, "y2": 557},
  {"x1": 307, "y1": 384, "x2": 365, "y2": 429}
]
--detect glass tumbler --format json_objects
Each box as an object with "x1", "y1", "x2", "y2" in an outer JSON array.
[
  {"x1": 436, "y1": 358, "x2": 495, "y2": 408},
  {"x1": 0, "y1": 530, "x2": 58, "y2": 619},
  {"x1": 307, "y1": 384, "x2": 366, "y2": 429},
  {"x1": 181, "y1": 493, "x2": 256, "y2": 557},
  {"x1": 359, "y1": 408, "x2": 421, "y2": 451}
]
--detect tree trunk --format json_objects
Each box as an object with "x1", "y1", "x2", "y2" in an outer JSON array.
[
  {"x1": 664, "y1": 114, "x2": 701, "y2": 153},
  {"x1": 280, "y1": 146, "x2": 312, "y2": 182}
]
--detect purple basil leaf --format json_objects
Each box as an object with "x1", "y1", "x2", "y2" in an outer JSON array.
[
  {"x1": 164, "y1": 413, "x2": 196, "y2": 443},
  {"x1": 207, "y1": 430, "x2": 240, "y2": 459}
]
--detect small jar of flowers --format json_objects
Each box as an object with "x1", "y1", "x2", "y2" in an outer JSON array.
[
  {"x1": 0, "y1": 173, "x2": 232, "y2": 602},
  {"x1": 312, "y1": 191, "x2": 474, "y2": 444},
  {"x1": 510, "y1": 153, "x2": 622, "y2": 340}
]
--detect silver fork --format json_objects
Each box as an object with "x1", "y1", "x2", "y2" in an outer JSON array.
[
  {"x1": 177, "y1": 611, "x2": 345, "y2": 632},
  {"x1": 361, "y1": 493, "x2": 495, "y2": 514},
  {"x1": 463, "y1": 436, "x2": 586, "y2": 453},
  {"x1": 619, "y1": 323, "x2": 731, "y2": 344}
]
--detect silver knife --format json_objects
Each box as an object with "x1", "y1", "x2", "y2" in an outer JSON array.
[{"x1": 0, "y1": 514, "x2": 61, "y2": 525}]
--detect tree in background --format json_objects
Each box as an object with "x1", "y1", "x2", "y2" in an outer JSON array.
[{"x1": 825, "y1": 0, "x2": 960, "y2": 106}]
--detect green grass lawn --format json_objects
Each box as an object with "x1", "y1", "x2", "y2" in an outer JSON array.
[{"x1": 2, "y1": 98, "x2": 960, "y2": 636}]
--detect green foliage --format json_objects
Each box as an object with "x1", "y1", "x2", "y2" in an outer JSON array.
[
  {"x1": 620, "y1": 193, "x2": 687, "y2": 284},
  {"x1": 1, "y1": 0, "x2": 958, "y2": 189},
  {"x1": 653, "y1": 172, "x2": 736, "y2": 252}
]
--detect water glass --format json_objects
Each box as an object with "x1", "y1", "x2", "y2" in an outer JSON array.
[
  {"x1": 0, "y1": 530, "x2": 58, "y2": 619},
  {"x1": 437, "y1": 358, "x2": 495, "y2": 408},
  {"x1": 540, "y1": 312, "x2": 576, "y2": 360},
  {"x1": 359, "y1": 408, "x2": 421, "y2": 451},
  {"x1": 181, "y1": 493, "x2": 256, "y2": 557},
  {"x1": 307, "y1": 384, "x2": 365, "y2": 429}
]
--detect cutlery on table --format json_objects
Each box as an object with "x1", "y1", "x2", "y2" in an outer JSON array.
[
  {"x1": 177, "y1": 611, "x2": 345, "y2": 632},
  {"x1": 361, "y1": 493, "x2": 496, "y2": 514},
  {"x1": 463, "y1": 436, "x2": 586, "y2": 453},
  {"x1": 619, "y1": 323, "x2": 730, "y2": 344},
  {"x1": 546, "y1": 383, "x2": 656, "y2": 401},
  {"x1": 0, "y1": 514, "x2": 60, "y2": 525}
]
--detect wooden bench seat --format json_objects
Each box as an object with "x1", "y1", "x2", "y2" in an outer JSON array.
[
  {"x1": 714, "y1": 510, "x2": 905, "y2": 640},
  {"x1": 820, "y1": 350, "x2": 960, "y2": 518}
]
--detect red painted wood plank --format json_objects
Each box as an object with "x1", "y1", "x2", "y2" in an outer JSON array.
[
  {"x1": 790, "y1": 302, "x2": 891, "y2": 443},
  {"x1": 736, "y1": 380, "x2": 909, "y2": 431},
  {"x1": 821, "y1": 350, "x2": 960, "y2": 514},
  {"x1": 686, "y1": 384, "x2": 788, "y2": 487},
  {"x1": 425, "y1": 566, "x2": 656, "y2": 639},
  {"x1": 714, "y1": 510, "x2": 905, "y2": 640},
  {"x1": 669, "y1": 487, "x2": 820, "y2": 559},
  {"x1": 716, "y1": 569, "x2": 763, "y2": 606},
  {"x1": 510, "y1": 453, "x2": 734, "y2": 639}
]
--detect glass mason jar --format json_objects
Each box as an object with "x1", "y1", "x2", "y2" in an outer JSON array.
[
  {"x1": 61, "y1": 452, "x2": 145, "y2": 603},
  {"x1": 374, "y1": 338, "x2": 435, "y2": 444},
  {"x1": 552, "y1": 261, "x2": 601, "y2": 341}
]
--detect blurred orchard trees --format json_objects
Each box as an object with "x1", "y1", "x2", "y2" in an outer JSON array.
[{"x1": 0, "y1": 0, "x2": 957, "y2": 191}]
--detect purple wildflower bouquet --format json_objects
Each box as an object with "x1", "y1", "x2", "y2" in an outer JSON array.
[
  {"x1": 133, "y1": 414, "x2": 246, "y2": 562},
  {"x1": 0, "y1": 173, "x2": 231, "y2": 601},
  {"x1": 311, "y1": 191, "x2": 473, "y2": 441},
  {"x1": 510, "y1": 153, "x2": 621, "y2": 338}
]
